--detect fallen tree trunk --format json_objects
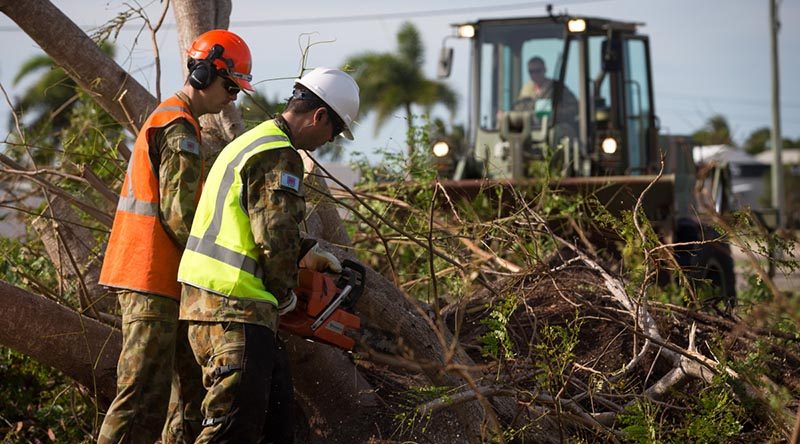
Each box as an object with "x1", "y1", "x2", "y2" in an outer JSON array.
[{"x1": 0, "y1": 281, "x2": 120, "y2": 407}]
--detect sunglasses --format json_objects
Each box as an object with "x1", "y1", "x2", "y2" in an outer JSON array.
[
  {"x1": 222, "y1": 77, "x2": 241, "y2": 95},
  {"x1": 529, "y1": 68, "x2": 546, "y2": 74},
  {"x1": 325, "y1": 106, "x2": 345, "y2": 137}
]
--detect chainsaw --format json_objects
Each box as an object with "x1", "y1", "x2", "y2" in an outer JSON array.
[{"x1": 279, "y1": 259, "x2": 365, "y2": 351}]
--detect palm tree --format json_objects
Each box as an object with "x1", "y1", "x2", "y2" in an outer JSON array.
[
  {"x1": 11, "y1": 54, "x2": 75, "y2": 133},
  {"x1": 11, "y1": 42, "x2": 116, "y2": 135},
  {"x1": 744, "y1": 127, "x2": 770, "y2": 155},
  {"x1": 7, "y1": 42, "x2": 125, "y2": 167},
  {"x1": 692, "y1": 114, "x2": 734, "y2": 147},
  {"x1": 345, "y1": 22, "x2": 457, "y2": 154}
]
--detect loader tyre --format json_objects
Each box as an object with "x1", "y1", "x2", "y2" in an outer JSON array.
[
  {"x1": 674, "y1": 222, "x2": 736, "y2": 312},
  {"x1": 696, "y1": 241, "x2": 736, "y2": 311}
]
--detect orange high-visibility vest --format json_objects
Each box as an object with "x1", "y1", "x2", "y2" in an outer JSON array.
[{"x1": 99, "y1": 96, "x2": 203, "y2": 300}]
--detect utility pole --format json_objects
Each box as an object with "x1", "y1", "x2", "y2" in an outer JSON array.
[{"x1": 769, "y1": 0, "x2": 784, "y2": 229}]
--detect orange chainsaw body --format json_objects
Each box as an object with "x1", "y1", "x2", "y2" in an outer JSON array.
[{"x1": 279, "y1": 262, "x2": 363, "y2": 350}]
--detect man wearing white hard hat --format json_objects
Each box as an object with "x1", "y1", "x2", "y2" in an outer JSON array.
[{"x1": 176, "y1": 67, "x2": 359, "y2": 443}]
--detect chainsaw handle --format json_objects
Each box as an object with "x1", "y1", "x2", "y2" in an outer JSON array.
[
  {"x1": 297, "y1": 239, "x2": 317, "y2": 263},
  {"x1": 336, "y1": 259, "x2": 366, "y2": 309}
]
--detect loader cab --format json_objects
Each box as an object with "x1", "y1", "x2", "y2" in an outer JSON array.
[{"x1": 441, "y1": 16, "x2": 658, "y2": 180}]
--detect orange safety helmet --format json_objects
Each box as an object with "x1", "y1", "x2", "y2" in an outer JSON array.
[{"x1": 187, "y1": 29, "x2": 253, "y2": 91}]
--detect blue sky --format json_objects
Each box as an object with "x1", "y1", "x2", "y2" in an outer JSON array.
[{"x1": 1, "y1": 0, "x2": 798, "y2": 160}]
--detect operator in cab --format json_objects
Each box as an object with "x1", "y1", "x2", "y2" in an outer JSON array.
[{"x1": 514, "y1": 56, "x2": 578, "y2": 125}]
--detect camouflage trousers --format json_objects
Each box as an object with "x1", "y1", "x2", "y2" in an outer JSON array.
[
  {"x1": 98, "y1": 291, "x2": 204, "y2": 444},
  {"x1": 187, "y1": 321, "x2": 294, "y2": 443}
]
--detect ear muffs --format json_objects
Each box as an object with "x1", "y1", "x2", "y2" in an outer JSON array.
[{"x1": 188, "y1": 44, "x2": 225, "y2": 90}]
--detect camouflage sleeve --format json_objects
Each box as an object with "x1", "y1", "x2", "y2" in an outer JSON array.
[
  {"x1": 156, "y1": 119, "x2": 203, "y2": 248},
  {"x1": 243, "y1": 147, "x2": 306, "y2": 303}
]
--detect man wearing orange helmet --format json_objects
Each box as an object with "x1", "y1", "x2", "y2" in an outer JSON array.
[{"x1": 97, "y1": 29, "x2": 253, "y2": 444}]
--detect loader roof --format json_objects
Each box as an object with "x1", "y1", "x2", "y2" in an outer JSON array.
[{"x1": 452, "y1": 15, "x2": 644, "y2": 35}]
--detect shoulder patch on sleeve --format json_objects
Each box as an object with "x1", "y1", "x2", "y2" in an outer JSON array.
[
  {"x1": 279, "y1": 171, "x2": 301, "y2": 192},
  {"x1": 178, "y1": 138, "x2": 200, "y2": 155}
]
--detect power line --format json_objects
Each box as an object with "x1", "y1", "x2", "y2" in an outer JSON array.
[
  {"x1": 0, "y1": 0, "x2": 611, "y2": 32},
  {"x1": 218, "y1": 0, "x2": 611, "y2": 27},
  {"x1": 658, "y1": 107, "x2": 800, "y2": 128},
  {"x1": 660, "y1": 90, "x2": 800, "y2": 109}
]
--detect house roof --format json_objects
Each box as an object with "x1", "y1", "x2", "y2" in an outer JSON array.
[
  {"x1": 693, "y1": 144, "x2": 766, "y2": 165},
  {"x1": 754, "y1": 148, "x2": 800, "y2": 165}
]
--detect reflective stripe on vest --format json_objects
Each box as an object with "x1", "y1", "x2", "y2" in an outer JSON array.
[
  {"x1": 178, "y1": 120, "x2": 292, "y2": 305},
  {"x1": 116, "y1": 103, "x2": 200, "y2": 216},
  {"x1": 99, "y1": 96, "x2": 202, "y2": 299}
]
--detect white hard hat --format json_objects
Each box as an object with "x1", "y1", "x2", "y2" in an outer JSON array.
[{"x1": 295, "y1": 67, "x2": 360, "y2": 140}]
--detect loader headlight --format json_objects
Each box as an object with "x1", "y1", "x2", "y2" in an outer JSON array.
[
  {"x1": 601, "y1": 137, "x2": 618, "y2": 154},
  {"x1": 567, "y1": 19, "x2": 587, "y2": 33},
  {"x1": 432, "y1": 141, "x2": 450, "y2": 158},
  {"x1": 457, "y1": 25, "x2": 476, "y2": 38}
]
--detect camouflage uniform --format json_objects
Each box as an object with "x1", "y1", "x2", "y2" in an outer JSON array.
[
  {"x1": 180, "y1": 116, "x2": 303, "y2": 443},
  {"x1": 98, "y1": 93, "x2": 205, "y2": 444},
  {"x1": 98, "y1": 291, "x2": 180, "y2": 444}
]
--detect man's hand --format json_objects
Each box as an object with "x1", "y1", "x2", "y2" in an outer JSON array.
[
  {"x1": 299, "y1": 244, "x2": 342, "y2": 273},
  {"x1": 278, "y1": 291, "x2": 297, "y2": 316}
]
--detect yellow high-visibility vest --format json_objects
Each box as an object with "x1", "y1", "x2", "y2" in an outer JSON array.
[{"x1": 177, "y1": 120, "x2": 293, "y2": 305}]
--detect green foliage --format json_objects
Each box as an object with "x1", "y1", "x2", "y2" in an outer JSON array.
[
  {"x1": 681, "y1": 381, "x2": 743, "y2": 443},
  {"x1": 532, "y1": 318, "x2": 581, "y2": 392},
  {"x1": 0, "y1": 228, "x2": 99, "y2": 442},
  {"x1": 744, "y1": 127, "x2": 771, "y2": 155},
  {"x1": 744, "y1": 126, "x2": 800, "y2": 154},
  {"x1": 538, "y1": 188, "x2": 583, "y2": 219},
  {"x1": 0, "y1": 237, "x2": 59, "y2": 295},
  {"x1": 9, "y1": 42, "x2": 116, "y2": 139},
  {"x1": 479, "y1": 295, "x2": 518, "y2": 360},
  {"x1": 620, "y1": 399, "x2": 662, "y2": 444},
  {"x1": 647, "y1": 281, "x2": 692, "y2": 306},
  {"x1": 621, "y1": 376, "x2": 748, "y2": 444},
  {"x1": 348, "y1": 116, "x2": 461, "y2": 302},
  {"x1": 729, "y1": 209, "x2": 799, "y2": 275},
  {"x1": 59, "y1": 91, "x2": 126, "y2": 181},
  {"x1": 393, "y1": 385, "x2": 451, "y2": 435},
  {"x1": 594, "y1": 206, "x2": 658, "y2": 292},
  {"x1": 738, "y1": 274, "x2": 772, "y2": 305},
  {"x1": 397, "y1": 22, "x2": 424, "y2": 68},
  {"x1": 0, "y1": 347, "x2": 95, "y2": 443},
  {"x1": 350, "y1": 114, "x2": 438, "y2": 186},
  {"x1": 404, "y1": 385, "x2": 453, "y2": 403},
  {"x1": 692, "y1": 114, "x2": 733, "y2": 147}
]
